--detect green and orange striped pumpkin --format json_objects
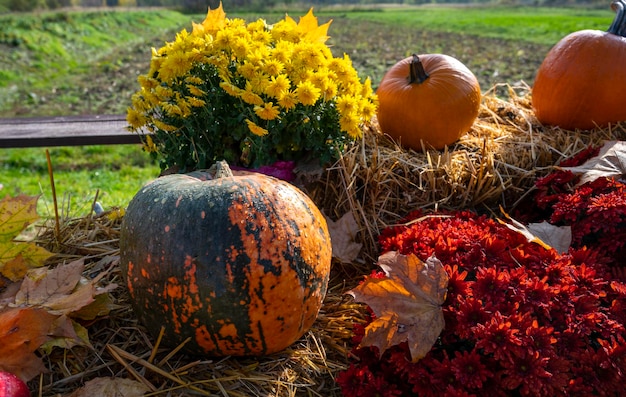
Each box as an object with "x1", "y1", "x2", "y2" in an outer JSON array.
[{"x1": 119, "y1": 162, "x2": 332, "y2": 357}]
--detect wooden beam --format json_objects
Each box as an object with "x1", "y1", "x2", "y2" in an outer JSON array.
[{"x1": 0, "y1": 114, "x2": 150, "y2": 148}]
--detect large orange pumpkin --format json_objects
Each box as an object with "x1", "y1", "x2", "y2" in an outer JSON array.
[
  {"x1": 376, "y1": 53, "x2": 481, "y2": 150},
  {"x1": 532, "y1": 0, "x2": 626, "y2": 130},
  {"x1": 119, "y1": 162, "x2": 332, "y2": 357}
]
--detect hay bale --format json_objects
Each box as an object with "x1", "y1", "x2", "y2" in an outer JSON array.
[{"x1": 310, "y1": 84, "x2": 626, "y2": 262}]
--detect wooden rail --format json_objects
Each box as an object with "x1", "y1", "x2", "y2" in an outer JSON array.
[{"x1": 0, "y1": 114, "x2": 149, "y2": 148}]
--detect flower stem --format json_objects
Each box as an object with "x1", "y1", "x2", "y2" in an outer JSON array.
[
  {"x1": 408, "y1": 54, "x2": 429, "y2": 84},
  {"x1": 608, "y1": 0, "x2": 626, "y2": 36}
]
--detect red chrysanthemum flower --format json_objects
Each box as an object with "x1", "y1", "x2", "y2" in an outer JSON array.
[
  {"x1": 445, "y1": 264, "x2": 471, "y2": 308},
  {"x1": 472, "y1": 267, "x2": 510, "y2": 307},
  {"x1": 522, "y1": 319, "x2": 557, "y2": 357},
  {"x1": 450, "y1": 350, "x2": 494, "y2": 389},
  {"x1": 474, "y1": 311, "x2": 523, "y2": 361},
  {"x1": 453, "y1": 296, "x2": 491, "y2": 339},
  {"x1": 500, "y1": 350, "x2": 552, "y2": 396}
]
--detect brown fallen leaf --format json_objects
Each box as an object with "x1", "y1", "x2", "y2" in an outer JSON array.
[
  {"x1": 67, "y1": 377, "x2": 150, "y2": 397},
  {"x1": 348, "y1": 251, "x2": 448, "y2": 362},
  {"x1": 14, "y1": 259, "x2": 117, "y2": 316},
  {"x1": 325, "y1": 212, "x2": 362, "y2": 263},
  {"x1": 0, "y1": 307, "x2": 55, "y2": 381}
]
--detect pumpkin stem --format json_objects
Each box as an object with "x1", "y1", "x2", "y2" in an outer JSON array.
[
  {"x1": 408, "y1": 54, "x2": 429, "y2": 84},
  {"x1": 209, "y1": 160, "x2": 234, "y2": 179},
  {"x1": 608, "y1": 0, "x2": 626, "y2": 36}
]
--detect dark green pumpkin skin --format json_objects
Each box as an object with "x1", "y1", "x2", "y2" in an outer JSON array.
[{"x1": 119, "y1": 171, "x2": 331, "y2": 356}]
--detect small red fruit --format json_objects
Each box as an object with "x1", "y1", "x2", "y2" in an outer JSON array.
[{"x1": 0, "y1": 371, "x2": 29, "y2": 397}]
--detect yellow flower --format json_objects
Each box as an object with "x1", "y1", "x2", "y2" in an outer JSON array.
[
  {"x1": 219, "y1": 81, "x2": 241, "y2": 97},
  {"x1": 360, "y1": 76, "x2": 375, "y2": 98},
  {"x1": 322, "y1": 79, "x2": 338, "y2": 99},
  {"x1": 251, "y1": 29, "x2": 272, "y2": 45},
  {"x1": 278, "y1": 91, "x2": 298, "y2": 110},
  {"x1": 153, "y1": 119, "x2": 177, "y2": 132},
  {"x1": 138, "y1": 75, "x2": 158, "y2": 90},
  {"x1": 265, "y1": 75, "x2": 290, "y2": 99},
  {"x1": 247, "y1": 19, "x2": 267, "y2": 33},
  {"x1": 245, "y1": 119, "x2": 268, "y2": 136},
  {"x1": 270, "y1": 18, "x2": 299, "y2": 42},
  {"x1": 293, "y1": 42, "x2": 324, "y2": 69},
  {"x1": 187, "y1": 85, "x2": 205, "y2": 97},
  {"x1": 126, "y1": 107, "x2": 147, "y2": 130},
  {"x1": 187, "y1": 96, "x2": 206, "y2": 107},
  {"x1": 185, "y1": 76, "x2": 204, "y2": 85},
  {"x1": 359, "y1": 99, "x2": 377, "y2": 120},
  {"x1": 237, "y1": 61, "x2": 257, "y2": 81},
  {"x1": 175, "y1": 96, "x2": 192, "y2": 117},
  {"x1": 336, "y1": 95, "x2": 358, "y2": 115},
  {"x1": 232, "y1": 36, "x2": 250, "y2": 59},
  {"x1": 162, "y1": 102, "x2": 182, "y2": 117},
  {"x1": 171, "y1": 29, "x2": 192, "y2": 52},
  {"x1": 296, "y1": 80, "x2": 321, "y2": 106},
  {"x1": 159, "y1": 50, "x2": 192, "y2": 82},
  {"x1": 262, "y1": 59, "x2": 284, "y2": 76},
  {"x1": 214, "y1": 28, "x2": 236, "y2": 52},
  {"x1": 254, "y1": 102, "x2": 281, "y2": 121},
  {"x1": 271, "y1": 41, "x2": 294, "y2": 64},
  {"x1": 340, "y1": 114, "x2": 362, "y2": 139},
  {"x1": 240, "y1": 86, "x2": 264, "y2": 106},
  {"x1": 143, "y1": 134, "x2": 158, "y2": 153},
  {"x1": 155, "y1": 86, "x2": 174, "y2": 100}
]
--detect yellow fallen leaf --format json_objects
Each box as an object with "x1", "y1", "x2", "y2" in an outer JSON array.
[{"x1": 0, "y1": 195, "x2": 53, "y2": 281}]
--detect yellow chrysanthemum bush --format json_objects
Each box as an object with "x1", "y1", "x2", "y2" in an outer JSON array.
[{"x1": 127, "y1": 4, "x2": 377, "y2": 172}]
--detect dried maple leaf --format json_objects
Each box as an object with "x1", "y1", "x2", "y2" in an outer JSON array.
[
  {"x1": 0, "y1": 195, "x2": 53, "y2": 281},
  {"x1": 326, "y1": 212, "x2": 362, "y2": 264},
  {"x1": 348, "y1": 251, "x2": 448, "y2": 362}
]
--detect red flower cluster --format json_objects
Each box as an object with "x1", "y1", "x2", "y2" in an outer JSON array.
[
  {"x1": 337, "y1": 210, "x2": 626, "y2": 397},
  {"x1": 515, "y1": 145, "x2": 626, "y2": 271}
]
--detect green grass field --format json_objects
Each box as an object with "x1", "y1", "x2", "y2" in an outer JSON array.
[
  {"x1": 0, "y1": 5, "x2": 617, "y2": 216},
  {"x1": 336, "y1": 6, "x2": 613, "y2": 45}
]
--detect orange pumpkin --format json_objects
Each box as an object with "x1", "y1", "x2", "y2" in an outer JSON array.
[
  {"x1": 532, "y1": 0, "x2": 626, "y2": 130},
  {"x1": 376, "y1": 53, "x2": 481, "y2": 150}
]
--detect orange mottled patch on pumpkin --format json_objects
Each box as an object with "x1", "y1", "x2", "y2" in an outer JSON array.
[
  {"x1": 126, "y1": 261, "x2": 135, "y2": 296},
  {"x1": 222, "y1": 178, "x2": 331, "y2": 354}
]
